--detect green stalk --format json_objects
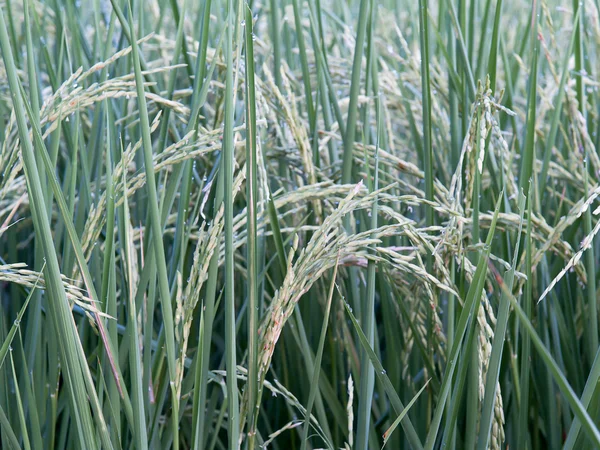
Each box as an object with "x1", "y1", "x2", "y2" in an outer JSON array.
[
  {"x1": 223, "y1": 0, "x2": 240, "y2": 447},
  {"x1": 518, "y1": 2, "x2": 539, "y2": 197},
  {"x1": 344, "y1": 302, "x2": 423, "y2": 450},
  {"x1": 291, "y1": 0, "x2": 315, "y2": 130},
  {"x1": 418, "y1": 0, "x2": 433, "y2": 237},
  {"x1": 474, "y1": 0, "x2": 493, "y2": 82},
  {"x1": 487, "y1": 0, "x2": 503, "y2": 96},
  {"x1": 19, "y1": 84, "x2": 135, "y2": 435},
  {"x1": 22, "y1": 0, "x2": 44, "y2": 382},
  {"x1": 192, "y1": 167, "x2": 224, "y2": 450},
  {"x1": 448, "y1": 0, "x2": 476, "y2": 96},
  {"x1": 341, "y1": 0, "x2": 370, "y2": 184},
  {"x1": 0, "y1": 7, "x2": 112, "y2": 449},
  {"x1": 477, "y1": 191, "x2": 526, "y2": 449},
  {"x1": 418, "y1": 1, "x2": 435, "y2": 420},
  {"x1": 16, "y1": 333, "x2": 42, "y2": 450},
  {"x1": 156, "y1": 0, "x2": 190, "y2": 153},
  {"x1": 564, "y1": 345, "x2": 600, "y2": 448},
  {"x1": 425, "y1": 195, "x2": 503, "y2": 450},
  {"x1": 244, "y1": 5, "x2": 260, "y2": 448},
  {"x1": 505, "y1": 291, "x2": 600, "y2": 447},
  {"x1": 121, "y1": 152, "x2": 148, "y2": 449},
  {"x1": 127, "y1": 3, "x2": 179, "y2": 448},
  {"x1": 572, "y1": 0, "x2": 598, "y2": 362},
  {"x1": 269, "y1": 0, "x2": 282, "y2": 87},
  {"x1": 300, "y1": 263, "x2": 339, "y2": 450},
  {"x1": 355, "y1": 96, "x2": 381, "y2": 450},
  {"x1": 100, "y1": 104, "x2": 120, "y2": 444},
  {"x1": 9, "y1": 350, "x2": 31, "y2": 450},
  {"x1": 188, "y1": 10, "x2": 220, "y2": 442}
]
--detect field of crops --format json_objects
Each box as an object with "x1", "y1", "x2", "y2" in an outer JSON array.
[{"x1": 1, "y1": 0, "x2": 599, "y2": 449}]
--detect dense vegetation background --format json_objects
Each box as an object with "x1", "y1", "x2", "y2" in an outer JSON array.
[{"x1": 0, "y1": 0, "x2": 599, "y2": 448}]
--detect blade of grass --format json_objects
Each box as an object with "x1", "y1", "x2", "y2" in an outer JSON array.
[
  {"x1": 474, "y1": 0, "x2": 494, "y2": 82},
  {"x1": 487, "y1": 0, "x2": 503, "y2": 94},
  {"x1": 16, "y1": 331, "x2": 42, "y2": 450},
  {"x1": 571, "y1": 0, "x2": 598, "y2": 364},
  {"x1": 0, "y1": 402, "x2": 20, "y2": 450},
  {"x1": 223, "y1": 0, "x2": 240, "y2": 447},
  {"x1": 244, "y1": 5, "x2": 260, "y2": 449},
  {"x1": 518, "y1": 1, "x2": 539, "y2": 197},
  {"x1": 9, "y1": 349, "x2": 31, "y2": 450},
  {"x1": 341, "y1": 0, "x2": 370, "y2": 185},
  {"x1": 127, "y1": 3, "x2": 180, "y2": 448},
  {"x1": 356, "y1": 95, "x2": 382, "y2": 450},
  {"x1": 156, "y1": 0, "x2": 190, "y2": 153},
  {"x1": 121, "y1": 149, "x2": 148, "y2": 449},
  {"x1": 564, "y1": 344, "x2": 600, "y2": 448},
  {"x1": 99, "y1": 102, "x2": 122, "y2": 444},
  {"x1": 382, "y1": 380, "x2": 430, "y2": 449},
  {"x1": 192, "y1": 165, "x2": 224, "y2": 450},
  {"x1": 290, "y1": 0, "x2": 315, "y2": 131},
  {"x1": 425, "y1": 194, "x2": 503, "y2": 450},
  {"x1": 0, "y1": 8, "x2": 111, "y2": 449},
  {"x1": 269, "y1": 0, "x2": 282, "y2": 87},
  {"x1": 447, "y1": 0, "x2": 476, "y2": 96},
  {"x1": 418, "y1": 0, "x2": 434, "y2": 236},
  {"x1": 343, "y1": 300, "x2": 424, "y2": 450},
  {"x1": 18, "y1": 83, "x2": 136, "y2": 432},
  {"x1": 300, "y1": 260, "x2": 339, "y2": 450},
  {"x1": 502, "y1": 287, "x2": 600, "y2": 447},
  {"x1": 477, "y1": 190, "x2": 527, "y2": 449},
  {"x1": 0, "y1": 277, "x2": 38, "y2": 370}
]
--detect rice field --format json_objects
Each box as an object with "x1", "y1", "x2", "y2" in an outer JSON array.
[{"x1": 0, "y1": 0, "x2": 599, "y2": 449}]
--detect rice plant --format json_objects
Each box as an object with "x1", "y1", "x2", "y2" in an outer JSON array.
[{"x1": 1, "y1": 0, "x2": 600, "y2": 449}]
